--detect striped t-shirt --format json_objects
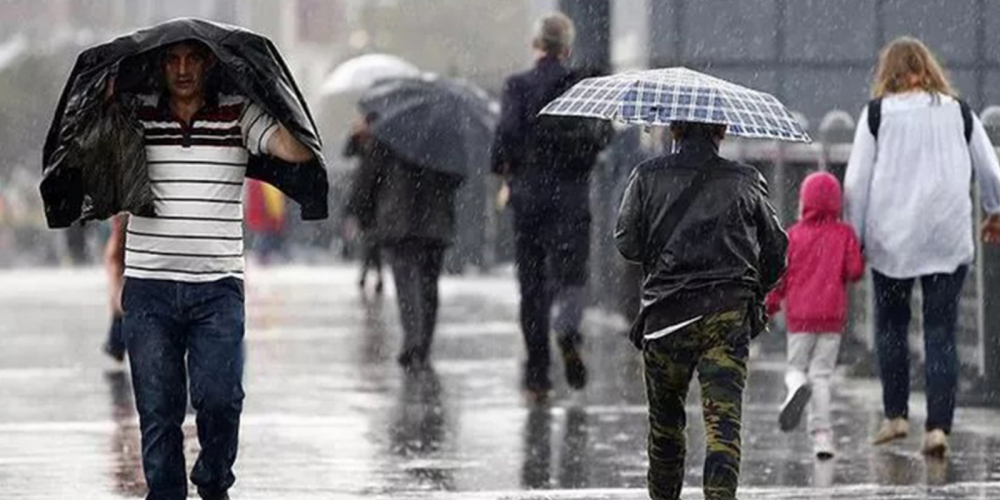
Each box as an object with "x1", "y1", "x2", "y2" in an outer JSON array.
[{"x1": 124, "y1": 93, "x2": 277, "y2": 282}]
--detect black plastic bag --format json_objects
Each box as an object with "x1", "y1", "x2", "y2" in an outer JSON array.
[{"x1": 68, "y1": 97, "x2": 154, "y2": 222}]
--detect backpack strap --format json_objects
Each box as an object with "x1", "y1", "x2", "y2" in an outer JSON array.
[
  {"x1": 867, "y1": 98, "x2": 882, "y2": 139},
  {"x1": 870, "y1": 97, "x2": 974, "y2": 143},
  {"x1": 959, "y1": 99, "x2": 973, "y2": 143}
]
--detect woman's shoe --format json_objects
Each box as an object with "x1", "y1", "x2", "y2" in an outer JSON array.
[
  {"x1": 872, "y1": 417, "x2": 909, "y2": 445},
  {"x1": 922, "y1": 429, "x2": 948, "y2": 457}
]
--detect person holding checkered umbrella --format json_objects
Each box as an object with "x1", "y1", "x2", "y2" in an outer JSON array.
[{"x1": 543, "y1": 67, "x2": 804, "y2": 500}]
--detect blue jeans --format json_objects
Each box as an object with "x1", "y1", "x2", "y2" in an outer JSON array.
[
  {"x1": 122, "y1": 277, "x2": 245, "y2": 500},
  {"x1": 873, "y1": 266, "x2": 966, "y2": 433}
]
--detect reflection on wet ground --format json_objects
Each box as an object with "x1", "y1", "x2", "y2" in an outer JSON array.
[{"x1": 1, "y1": 266, "x2": 1000, "y2": 499}]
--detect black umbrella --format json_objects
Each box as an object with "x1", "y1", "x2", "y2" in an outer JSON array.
[{"x1": 358, "y1": 76, "x2": 498, "y2": 179}]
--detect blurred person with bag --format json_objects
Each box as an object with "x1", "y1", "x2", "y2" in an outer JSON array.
[
  {"x1": 344, "y1": 113, "x2": 385, "y2": 294},
  {"x1": 102, "y1": 214, "x2": 128, "y2": 362}
]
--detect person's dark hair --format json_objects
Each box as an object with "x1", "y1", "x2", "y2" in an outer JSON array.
[
  {"x1": 159, "y1": 39, "x2": 214, "y2": 63},
  {"x1": 669, "y1": 121, "x2": 727, "y2": 142}
]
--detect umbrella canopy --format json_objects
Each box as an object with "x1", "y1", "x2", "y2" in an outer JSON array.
[
  {"x1": 321, "y1": 53, "x2": 420, "y2": 96},
  {"x1": 358, "y1": 75, "x2": 499, "y2": 178},
  {"x1": 540, "y1": 67, "x2": 810, "y2": 142}
]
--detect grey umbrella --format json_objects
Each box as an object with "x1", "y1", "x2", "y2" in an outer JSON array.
[{"x1": 358, "y1": 75, "x2": 499, "y2": 179}]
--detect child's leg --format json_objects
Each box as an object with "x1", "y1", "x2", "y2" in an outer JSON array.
[
  {"x1": 786, "y1": 333, "x2": 816, "y2": 389},
  {"x1": 807, "y1": 333, "x2": 842, "y2": 433}
]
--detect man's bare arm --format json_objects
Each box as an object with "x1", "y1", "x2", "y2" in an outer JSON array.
[{"x1": 268, "y1": 125, "x2": 314, "y2": 163}]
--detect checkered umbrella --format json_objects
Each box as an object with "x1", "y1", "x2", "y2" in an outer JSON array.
[{"x1": 540, "y1": 67, "x2": 810, "y2": 142}]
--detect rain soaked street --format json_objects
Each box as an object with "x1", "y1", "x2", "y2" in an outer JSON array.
[{"x1": 3, "y1": 265, "x2": 1000, "y2": 500}]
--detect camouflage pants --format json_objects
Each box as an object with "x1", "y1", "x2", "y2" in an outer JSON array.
[{"x1": 643, "y1": 309, "x2": 749, "y2": 500}]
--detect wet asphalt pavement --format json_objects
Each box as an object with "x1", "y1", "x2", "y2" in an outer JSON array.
[{"x1": 2, "y1": 265, "x2": 1000, "y2": 499}]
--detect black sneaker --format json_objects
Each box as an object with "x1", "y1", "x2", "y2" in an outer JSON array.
[
  {"x1": 559, "y1": 337, "x2": 587, "y2": 390},
  {"x1": 197, "y1": 488, "x2": 229, "y2": 500},
  {"x1": 523, "y1": 363, "x2": 552, "y2": 402}
]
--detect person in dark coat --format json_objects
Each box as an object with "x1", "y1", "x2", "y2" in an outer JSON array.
[
  {"x1": 348, "y1": 126, "x2": 462, "y2": 369},
  {"x1": 491, "y1": 13, "x2": 612, "y2": 399},
  {"x1": 102, "y1": 214, "x2": 127, "y2": 362},
  {"x1": 343, "y1": 113, "x2": 384, "y2": 294},
  {"x1": 615, "y1": 122, "x2": 787, "y2": 500}
]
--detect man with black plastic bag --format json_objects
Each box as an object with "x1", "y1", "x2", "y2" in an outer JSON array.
[{"x1": 40, "y1": 19, "x2": 327, "y2": 500}]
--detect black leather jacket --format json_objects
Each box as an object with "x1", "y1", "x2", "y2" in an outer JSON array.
[{"x1": 615, "y1": 138, "x2": 788, "y2": 347}]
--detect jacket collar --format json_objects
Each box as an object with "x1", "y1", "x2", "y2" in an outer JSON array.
[
  {"x1": 674, "y1": 137, "x2": 720, "y2": 163},
  {"x1": 536, "y1": 54, "x2": 565, "y2": 69}
]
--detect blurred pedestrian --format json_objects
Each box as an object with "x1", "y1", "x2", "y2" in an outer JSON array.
[
  {"x1": 766, "y1": 172, "x2": 864, "y2": 459},
  {"x1": 491, "y1": 13, "x2": 612, "y2": 399},
  {"x1": 245, "y1": 179, "x2": 288, "y2": 264},
  {"x1": 349, "y1": 134, "x2": 461, "y2": 370},
  {"x1": 344, "y1": 113, "x2": 385, "y2": 294},
  {"x1": 615, "y1": 121, "x2": 787, "y2": 500},
  {"x1": 102, "y1": 214, "x2": 127, "y2": 362},
  {"x1": 65, "y1": 224, "x2": 89, "y2": 265},
  {"x1": 844, "y1": 37, "x2": 1000, "y2": 456}
]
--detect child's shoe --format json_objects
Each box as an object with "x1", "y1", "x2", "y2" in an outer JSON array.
[
  {"x1": 813, "y1": 429, "x2": 835, "y2": 460},
  {"x1": 779, "y1": 376, "x2": 811, "y2": 432}
]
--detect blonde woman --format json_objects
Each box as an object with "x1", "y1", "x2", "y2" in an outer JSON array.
[{"x1": 845, "y1": 37, "x2": 1000, "y2": 456}]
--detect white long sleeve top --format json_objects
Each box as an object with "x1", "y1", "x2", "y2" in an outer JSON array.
[{"x1": 844, "y1": 92, "x2": 1000, "y2": 279}]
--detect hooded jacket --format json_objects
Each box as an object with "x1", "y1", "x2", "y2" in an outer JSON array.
[
  {"x1": 615, "y1": 138, "x2": 788, "y2": 347},
  {"x1": 766, "y1": 172, "x2": 865, "y2": 333},
  {"x1": 40, "y1": 18, "x2": 328, "y2": 228}
]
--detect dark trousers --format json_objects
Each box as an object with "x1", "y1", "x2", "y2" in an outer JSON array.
[
  {"x1": 389, "y1": 241, "x2": 445, "y2": 363},
  {"x1": 511, "y1": 184, "x2": 590, "y2": 386},
  {"x1": 643, "y1": 309, "x2": 749, "y2": 500},
  {"x1": 872, "y1": 266, "x2": 966, "y2": 433},
  {"x1": 122, "y1": 277, "x2": 246, "y2": 500},
  {"x1": 360, "y1": 239, "x2": 382, "y2": 281}
]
